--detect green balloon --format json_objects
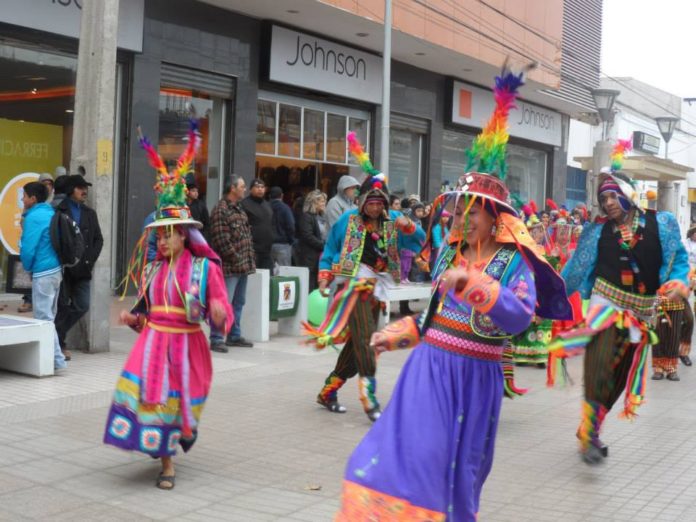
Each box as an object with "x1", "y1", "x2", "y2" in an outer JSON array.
[{"x1": 307, "y1": 289, "x2": 329, "y2": 326}]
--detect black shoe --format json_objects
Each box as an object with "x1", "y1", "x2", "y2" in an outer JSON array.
[
  {"x1": 316, "y1": 395, "x2": 347, "y2": 413},
  {"x1": 681, "y1": 355, "x2": 692, "y2": 367},
  {"x1": 226, "y1": 337, "x2": 254, "y2": 348},
  {"x1": 666, "y1": 372, "x2": 680, "y2": 381},
  {"x1": 593, "y1": 438, "x2": 609, "y2": 458},
  {"x1": 366, "y1": 406, "x2": 382, "y2": 422},
  {"x1": 651, "y1": 372, "x2": 665, "y2": 380},
  {"x1": 581, "y1": 444, "x2": 604, "y2": 465},
  {"x1": 211, "y1": 342, "x2": 228, "y2": 353}
]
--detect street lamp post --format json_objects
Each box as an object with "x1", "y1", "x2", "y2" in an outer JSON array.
[
  {"x1": 655, "y1": 116, "x2": 680, "y2": 213},
  {"x1": 588, "y1": 88, "x2": 620, "y2": 217}
]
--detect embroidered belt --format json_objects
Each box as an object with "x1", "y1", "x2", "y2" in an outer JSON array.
[
  {"x1": 423, "y1": 309, "x2": 506, "y2": 361},
  {"x1": 658, "y1": 296, "x2": 685, "y2": 311},
  {"x1": 594, "y1": 277, "x2": 656, "y2": 317},
  {"x1": 147, "y1": 321, "x2": 201, "y2": 334},
  {"x1": 150, "y1": 306, "x2": 187, "y2": 315}
]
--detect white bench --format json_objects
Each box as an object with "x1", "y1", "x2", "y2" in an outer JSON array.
[
  {"x1": 380, "y1": 282, "x2": 432, "y2": 327},
  {"x1": 0, "y1": 315, "x2": 55, "y2": 377}
]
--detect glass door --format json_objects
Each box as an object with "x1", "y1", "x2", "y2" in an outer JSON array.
[{"x1": 389, "y1": 129, "x2": 423, "y2": 199}]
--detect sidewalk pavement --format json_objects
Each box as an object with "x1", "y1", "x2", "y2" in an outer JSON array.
[{"x1": 2, "y1": 298, "x2": 696, "y2": 520}]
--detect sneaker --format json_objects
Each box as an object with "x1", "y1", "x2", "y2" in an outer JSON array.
[
  {"x1": 366, "y1": 406, "x2": 382, "y2": 422},
  {"x1": 226, "y1": 337, "x2": 254, "y2": 348},
  {"x1": 210, "y1": 342, "x2": 228, "y2": 353},
  {"x1": 17, "y1": 302, "x2": 32, "y2": 313}
]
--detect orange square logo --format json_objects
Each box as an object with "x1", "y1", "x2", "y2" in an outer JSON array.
[{"x1": 458, "y1": 88, "x2": 472, "y2": 119}]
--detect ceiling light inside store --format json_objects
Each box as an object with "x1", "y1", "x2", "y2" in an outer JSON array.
[
  {"x1": 31, "y1": 88, "x2": 37, "y2": 94},
  {"x1": 356, "y1": 32, "x2": 369, "y2": 37},
  {"x1": 28, "y1": 77, "x2": 47, "y2": 81},
  {"x1": 65, "y1": 109, "x2": 74, "y2": 113}
]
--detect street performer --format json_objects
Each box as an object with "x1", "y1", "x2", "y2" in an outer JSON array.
[
  {"x1": 335, "y1": 61, "x2": 572, "y2": 522},
  {"x1": 549, "y1": 138, "x2": 689, "y2": 464},
  {"x1": 304, "y1": 133, "x2": 425, "y2": 422}
]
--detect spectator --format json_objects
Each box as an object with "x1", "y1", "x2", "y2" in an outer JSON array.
[
  {"x1": 325, "y1": 175, "x2": 359, "y2": 227},
  {"x1": 143, "y1": 209, "x2": 158, "y2": 263},
  {"x1": 241, "y1": 178, "x2": 274, "y2": 271},
  {"x1": 51, "y1": 172, "x2": 69, "y2": 209},
  {"x1": 295, "y1": 190, "x2": 328, "y2": 291},
  {"x1": 389, "y1": 194, "x2": 401, "y2": 211},
  {"x1": 292, "y1": 193, "x2": 305, "y2": 236},
  {"x1": 209, "y1": 175, "x2": 255, "y2": 351},
  {"x1": 54, "y1": 174, "x2": 104, "y2": 359},
  {"x1": 39, "y1": 173, "x2": 54, "y2": 202},
  {"x1": 19, "y1": 182, "x2": 66, "y2": 370},
  {"x1": 186, "y1": 180, "x2": 210, "y2": 238},
  {"x1": 269, "y1": 186, "x2": 295, "y2": 269}
]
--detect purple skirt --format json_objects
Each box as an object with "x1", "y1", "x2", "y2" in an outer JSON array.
[{"x1": 338, "y1": 342, "x2": 503, "y2": 521}]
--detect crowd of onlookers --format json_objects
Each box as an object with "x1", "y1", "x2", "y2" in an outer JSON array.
[{"x1": 18, "y1": 167, "x2": 103, "y2": 370}]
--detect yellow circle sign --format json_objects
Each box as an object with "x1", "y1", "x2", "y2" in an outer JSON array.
[{"x1": 0, "y1": 172, "x2": 40, "y2": 255}]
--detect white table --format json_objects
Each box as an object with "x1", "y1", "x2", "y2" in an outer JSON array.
[{"x1": 0, "y1": 315, "x2": 55, "y2": 377}]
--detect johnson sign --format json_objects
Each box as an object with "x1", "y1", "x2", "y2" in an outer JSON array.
[{"x1": 269, "y1": 25, "x2": 383, "y2": 104}]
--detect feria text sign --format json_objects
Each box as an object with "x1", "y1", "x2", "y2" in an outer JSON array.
[
  {"x1": 451, "y1": 80, "x2": 561, "y2": 147},
  {"x1": 269, "y1": 25, "x2": 383, "y2": 104}
]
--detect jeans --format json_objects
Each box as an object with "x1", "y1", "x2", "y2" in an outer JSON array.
[
  {"x1": 55, "y1": 277, "x2": 91, "y2": 349},
  {"x1": 33, "y1": 271, "x2": 66, "y2": 369},
  {"x1": 271, "y1": 243, "x2": 292, "y2": 268},
  {"x1": 210, "y1": 274, "x2": 248, "y2": 343}
]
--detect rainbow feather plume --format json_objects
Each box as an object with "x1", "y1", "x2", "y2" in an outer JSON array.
[
  {"x1": 347, "y1": 131, "x2": 381, "y2": 178},
  {"x1": 175, "y1": 120, "x2": 200, "y2": 178},
  {"x1": 465, "y1": 61, "x2": 535, "y2": 179},
  {"x1": 137, "y1": 127, "x2": 168, "y2": 177},
  {"x1": 610, "y1": 137, "x2": 633, "y2": 172}
]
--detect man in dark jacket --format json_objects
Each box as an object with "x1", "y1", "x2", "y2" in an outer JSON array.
[
  {"x1": 186, "y1": 180, "x2": 210, "y2": 239},
  {"x1": 240, "y1": 178, "x2": 274, "y2": 270},
  {"x1": 269, "y1": 186, "x2": 295, "y2": 269},
  {"x1": 54, "y1": 174, "x2": 104, "y2": 356},
  {"x1": 209, "y1": 175, "x2": 256, "y2": 351}
]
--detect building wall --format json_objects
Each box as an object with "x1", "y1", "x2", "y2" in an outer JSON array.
[
  {"x1": 122, "y1": 0, "x2": 260, "y2": 278},
  {"x1": 318, "y1": 0, "x2": 563, "y2": 89}
]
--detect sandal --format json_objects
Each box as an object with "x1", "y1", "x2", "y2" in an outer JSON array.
[
  {"x1": 316, "y1": 396, "x2": 347, "y2": 413},
  {"x1": 156, "y1": 473, "x2": 176, "y2": 490}
]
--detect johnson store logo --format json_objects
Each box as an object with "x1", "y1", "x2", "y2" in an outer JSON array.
[{"x1": 286, "y1": 34, "x2": 368, "y2": 80}]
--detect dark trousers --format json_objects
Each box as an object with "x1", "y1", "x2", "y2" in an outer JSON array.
[
  {"x1": 55, "y1": 277, "x2": 91, "y2": 349},
  {"x1": 583, "y1": 326, "x2": 634, "y2": 411},
  {"x1": 255, "y1": 251, "x2": 273, "y2": 271},
  {"x1": 333, "y1": 295, "x2": 380, "y2": 380}
]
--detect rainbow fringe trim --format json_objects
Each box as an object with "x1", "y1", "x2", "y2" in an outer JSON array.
[
  {"x1": 546, "y1": 304, "x2": 657, "y2": 419},
  {"x1": 302, "y1": 279, "x2": 376, "y2": 350}
]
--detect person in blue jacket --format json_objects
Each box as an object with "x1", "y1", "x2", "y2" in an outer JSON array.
[
  {"x1": 305, "y1": 133, "x2": 425, "y2": 422},
  {"x1": 19, "y1": 181, "x2": 66, "y2": 370},
  {"x1": 552, "y1": 140, "x2": 689, "y2": 464}
]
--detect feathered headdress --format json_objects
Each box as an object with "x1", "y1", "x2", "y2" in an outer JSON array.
[
  {"x1": 347, "y1": 131, "x2": 389, "y2": 211},
  {"x1": 610, "y1": 137, "x2": 633, "y2": 173},
  {"x1": 138, "y1": 120, "x2": 203, "y2": 229},
  {"x1": 465, "y1": 60, "x2": 537, "y2": 179}
]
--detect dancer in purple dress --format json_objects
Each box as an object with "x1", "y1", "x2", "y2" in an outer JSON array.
[{"x1": 336, "y1": 62, "x2": 572, "y2": 522}]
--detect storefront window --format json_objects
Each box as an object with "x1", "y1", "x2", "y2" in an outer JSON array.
[
  {"x1": 0, "y1": 43, "x2": 77, "y2": 289},
  {"x1": 326, "y1": 113, "x2": 347, "y2": 163},
  {"x1": 303, "y1": 109, "x2": 324, "y2": 161},
  {"x1": 158, "y1": 89, "x2": 213, "y2": 201},
  {"x1": 256, "y1": 100, "x2": 276, "y2": 155},
  {"x1": 389, "y1": 129, "x2": 422, "y2": 199},
  {"x1": 255, "y1": 95, "x2": 370, "y2": 201},
  {"x1": 278, "y1": 104, "x2": 300, "y2": 158},
  {"x1": 442, "y1": 130, "x2": 546, "y2": 205}
]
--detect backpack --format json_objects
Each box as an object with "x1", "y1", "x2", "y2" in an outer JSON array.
[{"x1": 50, "y1": 211, "x2": 85, "y2": 268}]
